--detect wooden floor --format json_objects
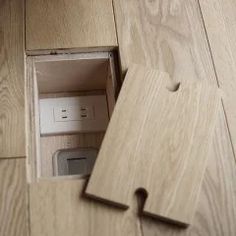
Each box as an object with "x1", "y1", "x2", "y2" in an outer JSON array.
[
  {"x1": 113, "y1": 1, "x2": 236, "y2": 234},
  {"x1": 0, "y1": 0, "x2": 236, "y2": 235},
  {"x1": 0, "y1": 0, "x2": 25, "y2": 158}
]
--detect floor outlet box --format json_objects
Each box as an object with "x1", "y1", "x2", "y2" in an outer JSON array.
[{"x1": 39, "y1": 95, "x2": 109, "y2": 135}]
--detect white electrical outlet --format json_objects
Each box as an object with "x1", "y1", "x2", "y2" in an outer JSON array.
[
  {"x1": 39, "y1": 95, "x2": 109, "y2": 135},
  {"x1": 53, "y1": 105, "x2": 94, "y2": 122}
]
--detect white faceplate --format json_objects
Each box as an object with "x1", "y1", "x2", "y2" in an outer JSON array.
[{"x1": 39, "y1": 95, "x2": 109, "y2": 135}]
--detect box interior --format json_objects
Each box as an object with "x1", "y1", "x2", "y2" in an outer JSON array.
[{"x1": 26, "y1": 52, "x2": 118, "y2": 182}]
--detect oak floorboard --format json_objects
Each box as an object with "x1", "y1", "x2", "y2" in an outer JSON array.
[
  {"x1": 0, "y1": 159, "x2": 27, "y2": 236},
  {"x1": 113, "y1": 0, "x2": 236, "y2": 234},
  {"x1": 0, "y1": 0, "x2": 25, "y2": 158},
  {"x1": 29, "y1": 179, "x2": 142, "y2": 236},
  {"x1": 199, "y1": 0, "x2": 236, "y2": 162},
  {"x1": 141, "y1": 108, "x2": 236, "y2": 235},
  {"x1": 26, "y1": 0, "x2": 117, "y2": 52}
]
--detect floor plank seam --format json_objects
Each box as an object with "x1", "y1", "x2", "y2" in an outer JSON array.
[
  {"x1": 221, "y1": 99, "x2": 236, "y2": 165},
  {"x1": 111, "y1": 0, "x2": 119, "y2": 47},
  {"x1": 197, "y1": 0, "x2": 220, "y2": 88},
  {"x1": 197, "y1": 0, "x2": 236, "y2": 164}
]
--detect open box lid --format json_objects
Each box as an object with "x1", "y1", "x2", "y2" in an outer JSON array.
[{"x1": 86, "y1": 64, "x2": 220, "y2": 226}]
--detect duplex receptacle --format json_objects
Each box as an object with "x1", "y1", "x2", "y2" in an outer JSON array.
[
  {"x1": 54, "y1": 105, "x2": 94, "y2": 122},
  {"x1": 40, "y1": 95, "x2": 109, "y2": 135}
]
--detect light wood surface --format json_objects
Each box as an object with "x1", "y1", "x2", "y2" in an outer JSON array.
[
  {"x1": 113, "y1": 0, "x2": 217, "y2": 82},
  {"x1": 26, "y1": 0, "x2": 117, "y2": 52},
  {"x1": 0, "y1": 0, "x2": 25, "y2": 158},
  {"x1": 86, "y1": 64, "x2": 220, "y2": 226},
  {"x1": 113, "y1": 0, "x2": 236, "y2": 233},
  {"x1": 29, "y1": 109, "x2": 236, "y2": 236},
  {"x1": 29, "y1": 110, "x2": 236, "y2": 236},
  {"x1": 0, "y1": 159, "x2": 27, "y2": 236},
  {"x1": 29, "y1": 179, "x2": 142, "y2": 236},
  {"x1": 199, "y1": 0, "x2": 236, "y2": 161},
  {"x1": 25, "y1": 0, "x2": 236, "y2": 235},
  {"x1": 142, "y1": 106, "x2": 236, "y2": 236}
]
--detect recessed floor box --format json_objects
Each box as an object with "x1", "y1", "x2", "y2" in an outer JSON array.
[{"x1": 26, "y1": 51, "x2": 119, "y2": 181}]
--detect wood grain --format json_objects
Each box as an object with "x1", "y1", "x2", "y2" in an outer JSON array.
[
  {"x1": 0, "y1": 0, "x2": 25, "y2": 158},
  {"x1": 141, "y1": 106, "x2": 236, "y2": 236},
  {"x1": 198, "y1": 0, "x2": 236, "y2": 161},
  {"x1": 113, "y1": 0, "x2": 217, "y2": 82},
  {"x1": 29, "y1": 179, "x2": 142, "y2": 236},
  {"x1": 29, "y1": 111, "x2": 236, "y2": 236},
  {"x1": 113, "y1": 0, "x2": 236, "y2": 233},
  {"x1": 26, "y1": 0, "x2": 117, "y2": 52},
  {"x1": 86, "y1": 64, "x2": 220, "y2": 226},
  {"x1": 0, "y1": 159, "x2": 27, "y2": 236},
  {"x1": 25, "y1": 0, "x2": 236, "y2": 234}
]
